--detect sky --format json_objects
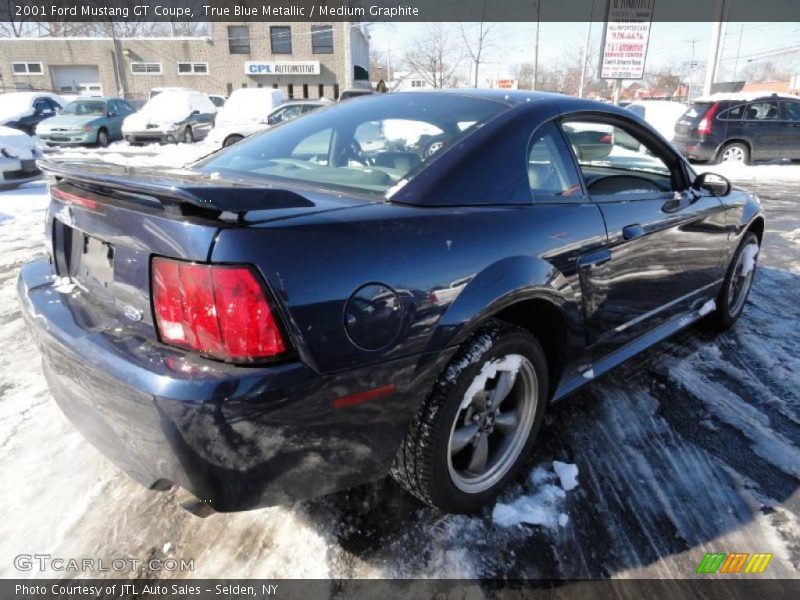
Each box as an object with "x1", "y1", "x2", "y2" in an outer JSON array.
[{"x1": 368, "y1": 21, "x2": 800, "y2": 84}]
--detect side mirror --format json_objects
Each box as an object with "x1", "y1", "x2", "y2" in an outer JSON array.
[
  {"x1": 107, "y1": 111, "x2": 117, "y2": 117},
  {"x1": 693, "y1": 172, "x2": 731, "y2": 197}
]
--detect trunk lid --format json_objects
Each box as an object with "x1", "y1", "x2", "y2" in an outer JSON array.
[{"x1": 41, "y1": 160, "x2": 366, "y2": 344}]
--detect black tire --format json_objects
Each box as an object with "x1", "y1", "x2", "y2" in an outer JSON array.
[
  {"x1": 707, "y1": 231, "x2": 760, "y2": 331},
  {"x1": 96, "y1": 128, "x2": 109, "y2": 148},
  {"x1": 390, "y1": 320, "x2": 548, "y2": 513},
  {"x1": 223, "y1": 134, "x2": 244, "y2": 147},
  {"x1": 182, "y1": 127, "x2": 194, "y2": 144},
  {"x1": 715, "y1": 142, "x2": 750, "y2": 165}
]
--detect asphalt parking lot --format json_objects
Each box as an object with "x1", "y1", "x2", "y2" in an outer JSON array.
[{"x1": 0, "y1": 169, "x2": 797, "y2": 579}]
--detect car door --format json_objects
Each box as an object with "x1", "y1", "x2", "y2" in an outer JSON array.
[
  {"x1": 560, "y1": 114, "x2": 729, "y2": 350},
  {"x1": 781, "y1": 100, "x2": 800, "y2": 159},
  {"x1": 741, "y1": 100, "x2": 783, "y2": 159}
]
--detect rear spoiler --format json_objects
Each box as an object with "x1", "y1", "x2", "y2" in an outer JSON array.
[{"x1": 39, "y1": 159, "x2": 314, "y2": 220}]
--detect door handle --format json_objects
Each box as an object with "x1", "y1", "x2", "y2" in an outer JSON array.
[{"x1": 622, "y1": 224, "x2": 645, "y2": 240}]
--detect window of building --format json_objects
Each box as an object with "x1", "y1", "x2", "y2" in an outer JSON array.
[
  {"x1": 12, "y1": 62, "x2": 43, "y2": 75},
  {"x1": 287, "y1": 84, "x2": 294, "y2": 99},
  {"x1": 302, "y1": 83, "x2": 309, "y2": 99},
  {"x1": 177, "y1": 62, "x2": 209, "y2": 75},
  {"x1": 411, "y1": 80, "x2": 425, "y2": 88},
  {"x1": 333, "y1": 83, "x2": 340, "y2": 99},
  {"x1": 130, "y1": 62, "x2": 162, "y2": 75},
  {"x1": 228, "y1": 25, "x2": 251, "y2": 54},
  {"x1": 312, "y1": 25, "x2": 334, "y2": 54},
  {"x1": 318, "y1": 84, "x2": 324, "y2": 98},
  {"x1": 270, "y1": 26, "x2": 292, "y2": 54},
  {"x1": 272, "y1": 83, "x2": 279, "y2": 89}
]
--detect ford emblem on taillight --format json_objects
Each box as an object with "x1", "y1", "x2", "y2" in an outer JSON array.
[{"x1": 123, "y1": 305, "x2": 144, "y2": 322}]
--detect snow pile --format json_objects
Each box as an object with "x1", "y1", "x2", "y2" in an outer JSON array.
[
  {"x1": 492, "y1": 462, "x2": 579, "y2": 529},
  {"x1": 696, "y1": 161, "x2": 800, "y2": 182},
  {"x1": 460, "y1": 354, "x2": 522, "y2": 410},
  {"x1": 553, "y1": 460, "x2": 579, "y2": 491},
  {"x1": 698, "y1": 299, "x2": 716, "y2": 317},
  {"x1": 740, "y1": 243, "x2": 759, "y2": 276}
]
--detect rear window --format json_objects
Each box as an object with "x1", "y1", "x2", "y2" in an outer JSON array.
[
  {"x1": 682, "y1": 102, "x2": 713, "y2": 120},
  {"x1": 196, "y1": 94, "x2": 508, "y2": 196}
]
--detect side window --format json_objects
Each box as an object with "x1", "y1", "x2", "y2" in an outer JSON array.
[
  {"x1": 563, "y1": 119, "x2": 675, "y2": 196},
  {"x1": 744, "y1": 101, "x2": 779, "y2": 121},
  {"x1": 34, "y1": 98, "x2": 49, "y2": 114},
  {"x1": 718, "y1": 104, "x2": 744, "y2": 120},
  {"x1": 527, "y1": 122, "x2": 582, "y2": 199},
  {"x1": 783, "y1": 102, "x2": 800, "y2": 122}
]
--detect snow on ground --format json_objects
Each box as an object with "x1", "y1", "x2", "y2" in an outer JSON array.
[{"x1": 0, "y1": 146, "x2": 798, "y2": 580}]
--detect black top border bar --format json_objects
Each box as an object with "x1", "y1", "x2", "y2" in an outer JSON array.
[{"x1": 1, "y1": 0, "x2": 799, "y2": 23}]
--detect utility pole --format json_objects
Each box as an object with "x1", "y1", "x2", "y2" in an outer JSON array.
[
  {"x1": 578, "y1": 0, "x2": 596, "y2": 98},
  {"x1": 703, "y1": 0, "x2": 726, "y2": 97},
  {"x1": 532, "y1": 0, "x2": 541, "y2": 91},
  {"x1": 687, "y1": 38, "x2": 699, "y2": 104},
  {"x1": 732, "y1": 24, "x2": 743, "y2": 81}
]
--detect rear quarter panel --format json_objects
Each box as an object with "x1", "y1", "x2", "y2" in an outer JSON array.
[{"x1": 210, "y1": 200, "x2": 607, "y2": 379}]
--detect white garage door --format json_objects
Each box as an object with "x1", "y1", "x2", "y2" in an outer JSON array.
[{"x1": 51, "y1": 65, "x2": 102, "y2": 96}]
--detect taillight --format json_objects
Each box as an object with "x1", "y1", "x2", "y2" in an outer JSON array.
[
  {"x1": 697, "y1": 103, "x2": 719, "y2": 135},
  {"x1": 151, "y1": 257, "x2": 288, "y2": 363},
  {"x1": 51, "y1": 187, "x2": 103, "y2": 212}
]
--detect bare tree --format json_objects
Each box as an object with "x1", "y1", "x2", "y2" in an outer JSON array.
[
  {"x1": 401, "y1": 24, "x2": 464, "y2": 89},
  {"x1": 0, "y1": 0, "x2": 32, "y2": 37},
  {"x1": 460, "y1": 5, "x2": 502, "y2": 87}
]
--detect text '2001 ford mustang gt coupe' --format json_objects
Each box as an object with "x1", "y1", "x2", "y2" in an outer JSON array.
[{"x1": 18, "y1": 91, "x2": 763, "y2": 513}]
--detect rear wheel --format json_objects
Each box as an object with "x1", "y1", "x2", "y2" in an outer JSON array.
[
  {"x1": 708, "y1": 231, "x2": 760, "y2": 330},
  {"x1": 390, "y1": 320, "x2": 548, "y2": 513},
  {"x1": 223, "y1": 134, "x2": 244, "y2": 147},
  {"x1": 716, "y1": 142, "x2": 750, "y2": 165},
  {"x1": 182, "y1": 127, "x2": 194, "y2": 144}
]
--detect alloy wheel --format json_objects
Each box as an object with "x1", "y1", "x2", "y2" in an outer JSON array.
[
  {"x1": 447, "y1": 354, "x2": 538, "y2": 494},
  {"x1": 721, "y1": 145, "x2": 745, "y2": 163}
]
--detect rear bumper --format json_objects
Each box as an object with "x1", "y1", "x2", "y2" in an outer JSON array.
[
  {"x1": 0, "y1": 157, "x2": 40, "y2": 187},
  {"x1": 18, "y1": 257, "x2": 444, "y2": 511},
  {"x1": 673, "y1": 139, "x2": 718, "y2": 162}
]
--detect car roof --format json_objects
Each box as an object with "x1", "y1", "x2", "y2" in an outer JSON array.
[
  {"x1": 694, "y1": 91, "x2": 799, "y2": 103},
  {"x1": 354, "y1": 89, "x2": 638, "y2": 119}
]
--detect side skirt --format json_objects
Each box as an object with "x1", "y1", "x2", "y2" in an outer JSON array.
[{"x1": 552, "y1": 294, "x2": 718, "y2": 401}]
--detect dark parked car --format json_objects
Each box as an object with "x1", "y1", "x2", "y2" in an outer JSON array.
[
  {"x1": 0, "y1": 92, "x2": 65, "y2": 135},
  {"x1": 19, "y1": 91, "x2": 763, "y2": 514},
  {"x1": 673, "y1": 93, "x2": 800, "y2": 164}
]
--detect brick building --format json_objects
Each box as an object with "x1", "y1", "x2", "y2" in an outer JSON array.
[{"x1": 0, "y1": 22, "x2": 370, "y2": 101}]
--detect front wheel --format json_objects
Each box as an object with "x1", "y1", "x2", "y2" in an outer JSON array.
[
  {"x1": 96, "y1": 129, "x2": 109, "y2": 148},
  {"x1": 391, "y1": 320, "x2": 548, "y2": 513},
  {"x1": 182, "y1": 127, "x2": 194, "y2": 144},
  {"x1": 708, "y1": 231, "x2": 760, "y2": 330}
]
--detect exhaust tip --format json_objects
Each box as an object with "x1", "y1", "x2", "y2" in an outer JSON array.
[{"x1": 176, "y1": 489, "x2": 217, "y2": 518}]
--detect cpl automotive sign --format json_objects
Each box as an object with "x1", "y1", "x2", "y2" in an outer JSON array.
[
  {"x1": 599, "y1": 0, "x2": 655, "y2": 80},
  {"x1": 245, "y1": 61, "x2": 321, "y2": 75}
]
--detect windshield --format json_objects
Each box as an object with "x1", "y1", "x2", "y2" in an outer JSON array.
[
  {"x1": 60, "y1": 100, "x2": 106, "y2": 116},
  {"x1": 197, "y1": 93, "x2": 508, "y2": 196}
]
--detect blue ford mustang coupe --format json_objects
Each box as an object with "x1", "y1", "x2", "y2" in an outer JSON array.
[{"x1": 18, "y1": 91, "x2": 763, "y2": 513}]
